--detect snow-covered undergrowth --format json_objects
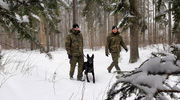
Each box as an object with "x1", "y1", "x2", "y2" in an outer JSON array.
[
  {"x1": 107, "y1": 44, "x2": 180, "y2": 100},
  {"x1": 0, "y1": 44, "x2": 174, "y2": 100}
]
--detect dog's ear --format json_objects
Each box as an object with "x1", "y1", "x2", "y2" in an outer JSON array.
[
  {"x1": 87, "y1": 54, "x2": 89, "y2": 58},
  {"x1": 92, "y1": 54, "x2": 94, "y2": 58}
]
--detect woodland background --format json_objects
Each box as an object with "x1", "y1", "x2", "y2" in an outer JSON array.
[{"x1": 0, "y1": 0, "x2": 180, "y2": 63}]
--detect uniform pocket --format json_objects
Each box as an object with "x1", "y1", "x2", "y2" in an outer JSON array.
[
  {"x1": 72, "y1": 42, "x2": 79, "y2": 49},
  {"x1": 110, "y1": 46, "x2": 117, "y2": 53}
]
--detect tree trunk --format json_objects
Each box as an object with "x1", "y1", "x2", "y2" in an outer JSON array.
[
  {"x1": 73, "y1": 0, "x2": 78, "y2": 24},
  {"x1": 154, "y1": 6, "x2": 157, "y2": 44},
  {"x1": 176, "y1": 32, "x2": 180, "y2": 43},
  {"x1": 147, "y1": 0, "x2": 152, "y2": 45},
  {"x1": 130, "y1": 25, "x2": 139, "y2": 63},
  {"x1": 153, "y1": 0, "x2": 157, "y2": 44},
  {"x1": 114, "y1": 13, "x2": 118, "y2": 26},
  {"x1": 142, "y1": 0, "x2": 146, "y2": 46},
  {"x1": 168, "y1": 2, "x2": 172, "y2": 45},
  {"x1": 107, "y1": 13, "x2": 111, "y2": 35},
  {"x1": 0, "y1": 45, "x2": 2, "y2": 68},
  {"x1": 40, "y1": 17, "x2": 47, "y2": 53},
  {"x1": 88, "y1": 16, "x2": 95, "y2": 50},
  {"x1": 46, "y1": 29, "x2": 50, "y2": 52},
  {"x1": 164, "y1": 26, "x2": 167, "y2": 43},
  {"x1": 103, "y1": 11, "x2": 108, "y2": 46},
  {"x1": 68, "y1": 0, "x2": 71, "y2": 28},
  {"x1": 30, "y1": 33, "x2": 35, "y2": 50},
  {"x1": 129, "y1": 0, "x2": 140, "y2": 63},
  {"x1": 57, "y1": 34, "x2": 60, "y2": 48}
]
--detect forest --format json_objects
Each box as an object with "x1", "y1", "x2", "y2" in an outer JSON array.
[{"x1": 0, "y1": 0, "x2": 180, "y2": 100}]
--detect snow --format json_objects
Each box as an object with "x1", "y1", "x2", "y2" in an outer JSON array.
[
  {"x1": 127, "y1": 13, "x2": 135, "y2": 18},
  {"x1": 175, "y1": 44, "x2": 180, "y2": 50},
  {"x1": 117, "y1": 13, "x2": 135, "y2": 28},
  {"x1": 15, "y1": 13, "x2": 21, "y2": 21},
  {"x1": 110, "y1": 10, "x2": 115, "y2": 16},
  {"x1": 0, "y1": 0, "x2": 9, "y2": 10},
  {"x1": 112, "y1": 45, "x2": 180, "y2": 99},
  {"x1": 0, "y1": 45, "x2": 174, "y2": 100},
  {"x1": 118, "y1": 72, "x2": 167, "y2": 95},
  {"x1": 31, "y1": 13, "x2": 40, "y2": 21},
  {"x1": 117, "y1": 17, "x2": 124, "y2": 28},
  {"x1": 137, "y1": 56, "x2": 180, "y2": 74},
  {"x1": 40, "y1": 3, "x2": 45, "y2": 8},
  {"x1": 15, "y1": 14, "x2": 29, "y2": 23},
  {"x1": 61, "y1": 0, "x2": 70, "y2": 7},
  {"x1": 111, "y1": 3, "x2": 117, "y2": 6},
  {"x1": 22, "y1": 15, "x2": 29, "y2": 22}
]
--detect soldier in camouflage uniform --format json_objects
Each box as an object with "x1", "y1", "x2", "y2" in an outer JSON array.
[
  {"x1": 65, "y1": 24, "x2": 84, "y2": 81},
  {"x1": 105, "y1": 26, "x2": 128, "y2": 73}
]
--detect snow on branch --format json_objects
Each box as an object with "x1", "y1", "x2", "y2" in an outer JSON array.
[
  {"x1": 0, "y1": 0, "x2": 9, "y2": 10},
  {"x1": 107, "y1": 44, "x2": 180, "y2": 100}
]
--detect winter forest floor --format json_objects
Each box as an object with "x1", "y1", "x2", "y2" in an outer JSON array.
[{"x1": 0, "y1": 45, "x2": 166, "y2": 100}]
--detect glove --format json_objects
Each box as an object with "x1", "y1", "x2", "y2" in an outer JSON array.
[
  {"x1": 106, "y1": 53, "x2": 109, "y2": 57},
  {"x1": 125, "y1": 48, "x2": 128, "y2": 52},
  {"x1": 68, "y1": 54, "x2": 72, "y2": 59}
]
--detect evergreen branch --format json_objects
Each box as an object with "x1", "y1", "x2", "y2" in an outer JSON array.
[{"x1": 154, "y1": 89, "x2": 180, "y2": 97}]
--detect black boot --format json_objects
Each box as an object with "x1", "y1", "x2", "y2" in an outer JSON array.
[
  {"x1": 107, "y1": 68, "x2": 111, "y2": 73},
  {"x1": 77, "y1": 77, "x2": 85, "y2": 81},
  {"x1": 70, "y1": 76, "x2": 73, "y2": 80}
]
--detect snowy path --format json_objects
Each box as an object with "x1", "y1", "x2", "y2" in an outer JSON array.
[{"x1": 0, "y1": 46, "x2": 161, "y2": 100}]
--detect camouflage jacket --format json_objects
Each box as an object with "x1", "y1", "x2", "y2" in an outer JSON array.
[
  {"x1": 105, "y1": 32, "x2": 127, "y2": 54},
  {"x1": 65, "y1": 29, "x2": 84, "y2": 56}
]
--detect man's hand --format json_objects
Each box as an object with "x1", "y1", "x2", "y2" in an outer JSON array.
[
  {"x1": 106, "y1": 53, "x2": 109, "y2": 57},
  {"x1": 125, "y1": 48, "x2": 128, "y2": 52},
  {"x1": 68, "y1": 54, "x2": 72, "y2": 59}
]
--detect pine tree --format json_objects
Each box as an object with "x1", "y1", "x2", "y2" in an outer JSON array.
[
  {"x1": 0, "y1": 0, "x2": 68, "y2": 57},
  {"x1": 107, "y1": 44, "x2": 180, "y2": 100},
  {"x1": 156, "y1": 0, "x2": 180, "y2": 44},
  {"x1": 103, "y1": 0, "x2": 142, "y2": 63}
]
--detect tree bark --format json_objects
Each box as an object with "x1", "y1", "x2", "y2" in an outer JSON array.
[
  {"x1": 142, "y1": 0, "x2": 146, "y2": 46},
  {"x1": 175, "y1": 31, "x2": 180, "y2": 43},
  {"x1": 40, "y1": 16, "x2": 47, "y2": 53},
  {"x1": 130, "y1": 25, "x2": 139, "y2": 63},
  {"x1": 103, "y1": 11, "x2": 108, "y2": 45},
  {"x1": 87, "y1": 16, "x2": 95, "y2": 50},
  {"x1": 147, "y1": 0, "x2": 152, "y2": 45},
  {"x1": 73, "y1": 0, "x2": 78, "y2": 24},
  {"x1": 168, "y1": 2, "x2": 172, "y2": 45},
  {"x1": 153, "y1": 0, "x2": 157, "y2": 44},
  {"x1": 0, "y1": 45, "x2": 2, "y2": 68},
  {"x1": 114, "y1": 13, "x2": 118, "y2": 26},
  {"x1": 129, "y1": 0, "x2": 140, "y2": 63}
]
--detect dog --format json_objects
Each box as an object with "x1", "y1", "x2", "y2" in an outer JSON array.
[{"x1": 83, "y1": 54, "x2": 95, "y2": 83}]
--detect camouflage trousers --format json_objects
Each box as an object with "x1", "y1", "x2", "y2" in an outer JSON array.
[
  {"x1": 69, "y1": 55, "x2": 84, "y2": 79},
  {"x1": 108, "y1": 52, "x2": 120, "y2": 72}
]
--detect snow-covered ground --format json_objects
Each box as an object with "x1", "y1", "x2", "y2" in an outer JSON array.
[{"x1": 0, "y1": 45, "x2": 165, "y2": 100}]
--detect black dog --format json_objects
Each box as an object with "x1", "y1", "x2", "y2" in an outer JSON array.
[{"x1": 83, "y1": 54, "x2": 95, "y2": 83}]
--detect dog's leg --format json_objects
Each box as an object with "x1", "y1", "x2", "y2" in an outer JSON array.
[
  {"x1": 85, "y1": 71, "x2": 90, "y2": 82},
  {"x1": 92, "y1": 71, "x2": 95, "y2": 83}
]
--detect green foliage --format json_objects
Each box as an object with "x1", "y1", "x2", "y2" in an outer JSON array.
[
  {"x1": 156, "y1": 0, "x2": 180, "y2": 34},
  {"x1": 106, "y1": 45, "x2": 180, "y2": 100},
  {"x1": 155, "y1": 13, "x2": 168, "y2": 27},
  {"x1": 172, "y1": 0, "x2": 180, "y2": 34},
  {"x1": 88, "y1": 0, "x2": 144, "y2": 33},
  {"x1": 111, "y1": 0, "x2": 145, "y2": 33},
  {"x1": 0, "y1": 0, "x2": 68, "y2": 56},
  {"x1": 106, "y1": 77, "x2": 148, "y2": 100},
  {"x1": 82, "y1": 0, "x2": 94, "y2": 17}
]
